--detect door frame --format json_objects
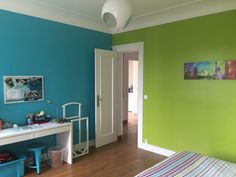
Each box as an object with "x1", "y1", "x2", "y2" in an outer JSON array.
[{"x1": 113, "y1": 42, "x2": 144, "y2": 148}]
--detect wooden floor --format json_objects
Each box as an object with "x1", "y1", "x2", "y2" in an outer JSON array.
[{"x1": 26, "y1": 113, "x2": 166, "y2": 177}]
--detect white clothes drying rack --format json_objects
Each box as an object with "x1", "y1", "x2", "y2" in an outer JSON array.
[{"x1": 62, "y1": 102, "x2": 89, "y2": 159}]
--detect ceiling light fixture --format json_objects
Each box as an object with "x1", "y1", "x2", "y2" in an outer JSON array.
[{"x1": 102, "y1": 0, "x2": 131, "y2": 31}]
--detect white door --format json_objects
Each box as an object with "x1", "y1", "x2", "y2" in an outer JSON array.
[{"x1": 95, "y1": 49, "x2": 117, "y2": 148}]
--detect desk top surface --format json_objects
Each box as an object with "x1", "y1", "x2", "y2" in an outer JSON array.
[{"x1": 0, "y1": 122, "x2": 71, "y2": 139}]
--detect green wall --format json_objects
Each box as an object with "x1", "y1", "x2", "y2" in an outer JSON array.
[{"x1": 113, "y1": 10, "x2": 236, "y2": 162}]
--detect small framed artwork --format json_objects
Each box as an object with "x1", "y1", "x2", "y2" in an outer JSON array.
[
  {"x1": 184, "y1": 60, "x2": 236, "y2": 80},
  {"x1": 3, "y1": 76, "x2": 44, "y2": 104}
]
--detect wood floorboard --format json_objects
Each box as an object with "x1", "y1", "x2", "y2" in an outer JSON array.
[{"x1": 25, "y1": 113, "x2": 166, "y2": 177}]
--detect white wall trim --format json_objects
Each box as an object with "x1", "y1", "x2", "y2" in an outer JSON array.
[
  {"x1": 139, "y1": 142, "x2": 176, "y2": 157},
  {"x1": 113, "y1": 0, "x2": 236, "y2": 33},
  {"x1": 74, "y1": 139, "x2": 176, "y2": 158},
  {"x1": 1, "y1": 0, "x2": 235, "y2": 34},
  {"x1": 113, "y1": 42, "x2": 176, "y2": 158},
  {"x1": 0, "y1": 0, "x2": 111, "y2": 33},
  {"x1": 113, "y1": 42, "x2": 144, "y2": 149}
]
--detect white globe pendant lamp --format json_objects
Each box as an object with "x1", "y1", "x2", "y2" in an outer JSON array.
[{"x1": 102, "y1": 0, "x2": 131, "y2": 31}]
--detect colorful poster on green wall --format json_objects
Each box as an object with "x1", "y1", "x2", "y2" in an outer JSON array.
[{"x1": 184, "y1": 60, "x2": 236, "y2": 80}]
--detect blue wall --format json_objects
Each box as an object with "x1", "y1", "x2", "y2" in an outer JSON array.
[{"x1": 0, "y1": 10, "x2": 112, "y2": 146}]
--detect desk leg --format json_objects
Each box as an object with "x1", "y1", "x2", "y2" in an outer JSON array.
[{"x1": 56, "y1": 124, "x2": 73, "y2": 165}]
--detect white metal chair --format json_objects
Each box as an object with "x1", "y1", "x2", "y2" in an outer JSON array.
[{"x1": 62, "y1": 102, "x2": 89, "y2": 158}]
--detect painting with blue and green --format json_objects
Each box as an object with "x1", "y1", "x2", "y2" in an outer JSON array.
[{"x1": 184, "y1": 61, "x2": 229, "y2": 80}]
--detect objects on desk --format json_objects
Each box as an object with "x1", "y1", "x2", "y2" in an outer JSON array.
[
  {"x1": 48, "y1": 146, "x2": 65, "y2": 168},
  {"x1": 51, "y1": 118, "x2": 62, "y2": 123},
  {"x1": 20, "y1": 124, "x2": 43, "y2": 130},
  {"x1": 0, "y1": 119, "x2": 14, "y2": 129},
  {"x1": 2, "y1": 121, "x2": 13, "y2": 129},
  {"x1": 51, "y1": 118, "x2": 69, "y2": 124},
  {"x1": 26, "y1": 111, "x2": 51, "y2": 125},
  {"x1": 35, "y1": 111, "x2": 50, "y2": 124},
  {"x1": 26, "y1": 113, "x2": 34, "y2": 125}
]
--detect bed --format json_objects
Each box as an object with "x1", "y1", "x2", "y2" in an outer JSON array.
[{"x1": 135, "y1": 151, "x2": 236, "y2": 177}]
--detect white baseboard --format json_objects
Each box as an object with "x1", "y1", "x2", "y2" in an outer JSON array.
[
  {"x1": 73, "y1": 140, "x2": 175, "y2": 157},
  {"x1": 139, "y1": 142, "x2": 176, "y2": 157},
  {"x1": 73, "y1": 140, "x2": 95, "y2": 151}
]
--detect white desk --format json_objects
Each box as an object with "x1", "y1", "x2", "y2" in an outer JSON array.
[{"x1": 0, "y1": 122, "x2": 73, "y2": 165}]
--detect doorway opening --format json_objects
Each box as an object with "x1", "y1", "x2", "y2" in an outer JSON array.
[
  {"x1": 113, "y1": 42, "x2": 144, "y2": 148},
  {"x1": 123, "y1": 52, "x2": 139, "y2": 146}
]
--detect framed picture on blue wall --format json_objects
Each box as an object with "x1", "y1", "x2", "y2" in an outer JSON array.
[{"x1": 3, "y1": 76, "x2": 44, "y2": 104}]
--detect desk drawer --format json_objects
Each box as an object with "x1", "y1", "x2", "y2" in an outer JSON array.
[
  {"x1": 0, "y1": 133, "x2": 32, "y2": 146},
  {"x1": 34, "y1": 126, "x2": 70, "y2": 138}
]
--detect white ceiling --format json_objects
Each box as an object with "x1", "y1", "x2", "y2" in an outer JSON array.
[{"x1": 0, "y1": 0, "x2": 236, "y2": 34}]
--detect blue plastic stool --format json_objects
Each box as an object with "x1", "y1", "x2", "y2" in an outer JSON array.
[{"x1": 27, "y1": 142, "x2": 46, "y2": 175}]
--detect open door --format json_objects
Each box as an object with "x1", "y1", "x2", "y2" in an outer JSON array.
[{"x1": 95, "y1": 49, "x2": 117, "y2": 148}]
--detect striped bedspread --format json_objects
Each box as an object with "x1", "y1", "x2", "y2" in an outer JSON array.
[{"x1": 135, "y1": 151, "x2": 236, "y2": 177}]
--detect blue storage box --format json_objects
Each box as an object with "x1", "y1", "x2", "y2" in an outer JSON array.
[{"x1": 0, "y1": 154, "x2": 26, "y2": 177}]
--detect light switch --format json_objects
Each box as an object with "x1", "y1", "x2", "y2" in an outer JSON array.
[{"x1": 144, "y1": 95, "x2": 148, "y2": 100}]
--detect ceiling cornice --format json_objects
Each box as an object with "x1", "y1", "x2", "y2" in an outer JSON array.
[
  {"x1": 0, "y1": 0, "x2": 112, "y2": 33},
  {"x1": 113, "y1": 0, "x2": 236, "y2": 34},
  {"x1": 1, "y1": 0, "x2": 236, "y2": 34}
]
